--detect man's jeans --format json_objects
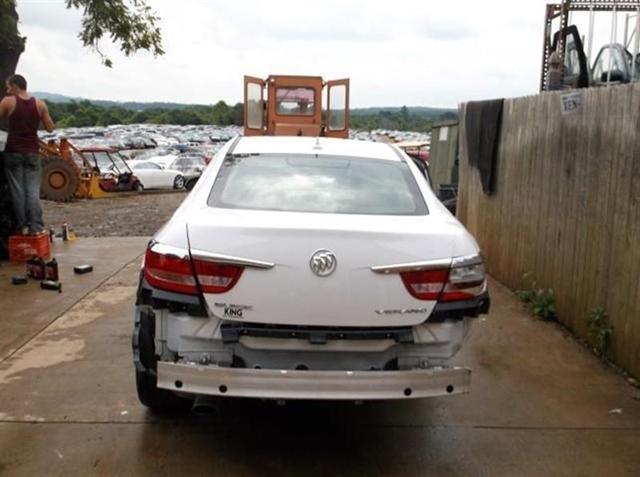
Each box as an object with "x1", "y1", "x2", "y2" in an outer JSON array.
[{"x1": 3, "y1": 153, "x2": 44, "y2": 233}]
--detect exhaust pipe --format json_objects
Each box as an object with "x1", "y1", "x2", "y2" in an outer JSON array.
[{"x1": 191, "y1": 395, "x2": 220, "y2": 415}]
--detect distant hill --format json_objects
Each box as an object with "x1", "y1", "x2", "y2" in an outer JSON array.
[
  {"x1": 350, "y1": 106, "x2": 457, "y2": 119},
  {"x1": 33, "y1": 92, "x2": 83, "y2": 103},
  {"x1": 34, "y1": 92, "x2": 457, "y2": 118},
  {"x1": 33, "y1": 92, "x2": 202, "y2": 111}
]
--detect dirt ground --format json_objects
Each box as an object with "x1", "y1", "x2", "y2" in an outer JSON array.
[{"x1": 42, "y1": 191, "x2": 187, "y2": 237}]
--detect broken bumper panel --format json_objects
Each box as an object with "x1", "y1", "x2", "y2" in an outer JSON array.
[{"x1": 157, "y1": 362, "x2": 471, "y2": 400}]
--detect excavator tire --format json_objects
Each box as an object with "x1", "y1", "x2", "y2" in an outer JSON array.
[{"x1": 40, "y1": 157, "x2": 79, "y2": 202}]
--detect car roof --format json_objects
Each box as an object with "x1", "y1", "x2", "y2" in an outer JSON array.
[
  {"x1": 81, "y1": 147, "x2": 117, "y2": 153},
  {"x1": 233, "y1": 136, "x2": 402, "y2": 162}
]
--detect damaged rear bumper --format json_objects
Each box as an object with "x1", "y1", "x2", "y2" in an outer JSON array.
[{"x1": 157, "y1": 362, "x2": 471, "y2": 400}]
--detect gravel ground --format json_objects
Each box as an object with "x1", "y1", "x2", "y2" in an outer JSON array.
[{"x1": 42, "y1": 191, "x2": 188, "y2": 237}]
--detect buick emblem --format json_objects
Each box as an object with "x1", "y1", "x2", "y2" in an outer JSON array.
[{"x1": 309, "y1": 249, "x2": 337, "y2": 277}]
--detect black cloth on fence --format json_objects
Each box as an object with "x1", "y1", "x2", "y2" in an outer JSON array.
[{"x1": 465, "y1": 99, "x2": 504, "y2": 195}]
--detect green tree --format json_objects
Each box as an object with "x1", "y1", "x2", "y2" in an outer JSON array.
[
  {"x1": 130, "y1": 110, "x2": 149, "y2": 124},
  {"x1": 230, "y1": 103, "x2": 243, "y2": 125},
  {"x1": 57, "y1": 114, "x2": 77, "y2": 128},
  {"x1": 97, "y1": 108, "x2": 121, "y2": 126},
  {"x1": 66, "y1": 0, "x2": 163, "y2": 68},
  {"x1": 211, "y1": 100, "x2": 229, "y2": 124},
  {"x1": 0, "y1": 1, "x2": 24, "y2": 92}
]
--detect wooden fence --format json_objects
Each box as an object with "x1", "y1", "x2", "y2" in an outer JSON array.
[{"x1": 457, "y1": 82, "x2": 640, "y2": 378}]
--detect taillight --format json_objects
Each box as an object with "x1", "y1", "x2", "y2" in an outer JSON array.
[
  {"x1": 440, "y1": 257, "x2": 486, "y2": 302},
  {"x1": 143, "y1": 244, "x2": 244, "y2": 295},
  {"x1": 144, "y1": 247, "x2": 198, "y2": 295},
  {"x1": 400, "y1": 255, "x2": 486, "y2": 302},
  {"x1": 193, "y1": 259, "x2": 243, "y2": 293},
  {"x1": 400, "y1": 269, "x2": 448, "y2": 300}
]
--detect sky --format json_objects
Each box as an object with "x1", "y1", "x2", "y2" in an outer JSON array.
[{"x1": 14, "y1": 0, "x2": 636, "y2": 108}]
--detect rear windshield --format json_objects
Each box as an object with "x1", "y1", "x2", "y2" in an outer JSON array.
[{"x1": 207, "y1": 154, "x2": 427, "y2": 215}]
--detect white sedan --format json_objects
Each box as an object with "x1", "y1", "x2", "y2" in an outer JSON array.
[
  {"x1": 130, "y1": 161, "x2": 185, "y2": 189},
  {"x1": 132, "y1": 136, "x2": 489, "y2": 411}
]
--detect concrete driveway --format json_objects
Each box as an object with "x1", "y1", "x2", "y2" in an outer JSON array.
[{"x1": 0, "y1": 237, "x2": 639, "y2": 476}]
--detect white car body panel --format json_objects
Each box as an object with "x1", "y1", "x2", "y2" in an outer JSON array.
[
  {"x1": 187, "y1": 209, "x2": 470, "y2": 327},
  {"x1": 131, "y1": 161, "x2": 183, "y2": 189}
]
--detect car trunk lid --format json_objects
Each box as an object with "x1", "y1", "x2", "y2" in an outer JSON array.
[{"x1": 187, "y1": 208, "x2": 460, "y2": 327}]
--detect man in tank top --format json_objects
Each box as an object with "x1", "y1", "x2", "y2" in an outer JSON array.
[{"x1": 0, "y1": 74, "x2": 55, "y2": 235}]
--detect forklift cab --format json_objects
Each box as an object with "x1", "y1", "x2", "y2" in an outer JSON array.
[{"x1": 244, "y1": 75, "x2": 350, "y2": 138}]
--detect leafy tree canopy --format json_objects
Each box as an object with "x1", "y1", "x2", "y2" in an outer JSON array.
[
  {"x1": 0, "y1": 0, "x2": 25, "y2": 52},
  {"x1": 46, "y1": 99, "x2": 244, "y2": 128},
  {"x1": 1, "y1": 0, "x2": 163, "y2": 69},
  {"x1": 66, "y1": 0, "x2": 164, "y2": 67}
]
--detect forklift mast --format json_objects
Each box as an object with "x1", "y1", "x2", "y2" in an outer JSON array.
[
  {"x1": 541, "y1": 1, "x2": 640, "y2": 91},
  {"x1": 244, "y1": 75, "x2": 350, "y2": 138}
]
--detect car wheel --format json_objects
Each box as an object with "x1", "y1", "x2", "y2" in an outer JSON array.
[
  {"x1": 185, "y1": 178, "x2": 198, "y2": 191},
  {"x1": 133, "y1": 182, "x2": 144, "y2": 192},
  {"x1": 135, "y1": 310, "x2": 192, "y2": 413},
  {"x1": 173, "y1": 175, "x2": 185, "y2": 189}
]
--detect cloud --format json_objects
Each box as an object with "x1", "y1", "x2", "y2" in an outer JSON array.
[
  {"x1": 17, "y1": 0, "x2": 81, "y2": 32},
  {"x1": 14, "y1": 0, "x2": 567, "y2": 108}
]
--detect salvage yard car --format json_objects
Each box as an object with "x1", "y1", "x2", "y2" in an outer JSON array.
[
  {"x1": 130, "y1": 161, "x2": 185, "y2": 190},
  {"x1": 132, "y1": 136, "x2": 489, "y2": 411},
  {"x1": 164, "y1": 154, "x2": 208, "y2": 190}
]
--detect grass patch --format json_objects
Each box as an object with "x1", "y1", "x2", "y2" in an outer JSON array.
[
  {"x1": 514, "y1": 273, "x2": 557, "y2": 321},
  {"x1": 587, "y1": 307, "x2": 613, "y2": 358}
]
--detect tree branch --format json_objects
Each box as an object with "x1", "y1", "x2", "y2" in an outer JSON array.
[{"x1": 65, "y1": 0, "x2": 164, "y2": 67}]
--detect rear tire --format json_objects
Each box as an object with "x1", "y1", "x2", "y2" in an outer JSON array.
[
  {"x1": 40, "y1": 157, "x2": 79, "y2": 202},
  {"x1": 135, "y1": 310, "x2": 191, "y2": 413},
  {"x1": 173, "y1": 175, "x2": 185, "y2": 189},
  {"x1": 135, "y1": 371, "x2": 190, "y2": 413},
  {"x1": 185, "y1": 178, "x2": 198, "y2": 191},
  {"x1": 133, "y1": 182, "x2": 144, "y2": 192}
]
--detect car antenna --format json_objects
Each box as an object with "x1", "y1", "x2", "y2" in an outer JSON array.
[{"x1": 313, "y1": 137, "x2": 322, "y2": 151}]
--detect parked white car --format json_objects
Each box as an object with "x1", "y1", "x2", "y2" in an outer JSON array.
[
  {"x1": 130, "y1": 161, "x2": 185, "y2": 189},
  {"x1": 132, "y1": 136, "x2": 489, "y2": 411}
]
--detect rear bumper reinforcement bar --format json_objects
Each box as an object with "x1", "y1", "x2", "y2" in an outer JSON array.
[{"x1": 157, "y1": 362, "x2": 471, "y2": 400}]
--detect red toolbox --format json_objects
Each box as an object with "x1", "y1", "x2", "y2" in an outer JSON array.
[{"x1": 8, "y1": 233, "x2": 51, "y2": 262}]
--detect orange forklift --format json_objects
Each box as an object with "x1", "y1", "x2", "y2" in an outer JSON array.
[{"x1": 243, "y1": 75, "x2": 350, "y2": 138}]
